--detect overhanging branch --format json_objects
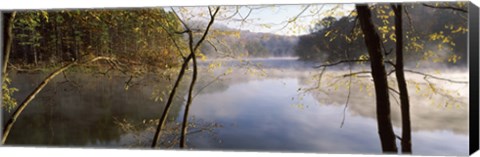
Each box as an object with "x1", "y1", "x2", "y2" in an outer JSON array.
[
  {"x1": 422, "y1": 3, "x2": 467, "y2": 13},
  {"x1": 314, "y1": 59, "x2": 368, "y2": 68},
  {"x1": 404, "y1": 69, "x2": 468, "y2": 84}
]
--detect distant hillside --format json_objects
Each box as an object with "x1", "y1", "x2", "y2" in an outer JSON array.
[{"x1": 187, "y1": 21, "x2": 298, "y2": 58}]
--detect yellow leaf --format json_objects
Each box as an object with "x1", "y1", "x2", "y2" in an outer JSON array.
[
  {"x1": 388, "y1": 10, "x2": 394, "y2": 16},
  {"x1": 389, "y1": 33, "x2": 396, "y2": 42}
]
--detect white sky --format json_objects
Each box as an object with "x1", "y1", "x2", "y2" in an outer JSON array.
[{"x1": 169, "y1": 4, "x2": 355, "y2": 36}]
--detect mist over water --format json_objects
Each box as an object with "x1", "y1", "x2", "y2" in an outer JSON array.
[{"x1": 2, "y1": 57, "x2": 469, "y2": 155}]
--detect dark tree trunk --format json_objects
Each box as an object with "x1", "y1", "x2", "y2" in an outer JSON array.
[
  {"x1": 2, "y1": 12, "x2": 16, "y2": 74},
  {"x1": 53, "y1": 15, "x2": 59, "y2": 60},
  {"x1": 151, "y1": 55, "x2": 191, "y2": 148},
  {"x1": 33, "y1": 45, "x2": 38, "y2": 65},
  {"x1": 356, "y1": 5, "x2": 398, "y2": 153},
  {"x1": 392, "y1": 4, "x2": 412, "y2": 154}
]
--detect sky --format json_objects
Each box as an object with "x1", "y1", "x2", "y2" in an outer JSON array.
[{"x1": 169, "y1": 4, "x2": 355, "y2": 36}]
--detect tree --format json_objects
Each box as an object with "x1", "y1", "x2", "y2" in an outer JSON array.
[
  {"x1": 355, "y1": 4, "x2": 397, "y2": 153},
  {"x1": 151, "y1": 6, "x2": 221, "y2": 148},
  {"x1": 2, "y1": 12, "x2": 16, "y2": 74},
  {"x1": 391, "y1": 4, "x2": 411, "y2": 153},
  {"x1": 309, "y1": 3, "x2": 468, "y2": 154},
  {"x1": 2, "y1": 12, "x2": 20, "y2": 115},
  {"x1": 2, "y1": 8, "x2": 187, "y2": 144}
]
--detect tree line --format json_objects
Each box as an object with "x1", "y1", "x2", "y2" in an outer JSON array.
[
  {"x1": 8, "y1": 8, "x2": 186, "y2": 71},
  {"x1": 198, "y1": 29, "x2": 298, "y2": 58},
  {"x1": 296, "y1": 3, "x2": 468, "y2": 67}
]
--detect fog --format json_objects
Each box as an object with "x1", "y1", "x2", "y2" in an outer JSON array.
[{"x1": 196, "y1": 57, "x2": 469, "y2": 135}]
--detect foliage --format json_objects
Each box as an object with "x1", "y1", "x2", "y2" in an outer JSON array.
[
  {"x1": 295, "y1": 15, "x2": 366, "y2": 62},
  {"x1": 9, "y1": 8, "x2": 186, "y2": 72},
  {"x1": 2, "y1": 76, "x2": 18, "y2": 112},
  {"x1": 295, "y1": 2, "x2": 468, "y2": 67}
]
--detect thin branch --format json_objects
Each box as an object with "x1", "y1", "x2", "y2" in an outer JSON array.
[
  {"x1": 388, "y1": 87, "x2": 400, "y2": 95},
  {"x1": 342, "y1": 71, "x2": 371, "y2": 77},
  {"x1": 61, "y1": 71, "x2": 81, "y2": 88},
  {"x1": 385, "y1": 60, "x2": 396, "y2": 68},
  {"x1": 171, "y1": 7, "x2": 191, "y2": 31},
  {"x1": 404, "y1": 69, "x2": 468, "y2": 84},
  {"x1": 314, "y1": 59, "x2": 368, "y2": 68},
  {"x1": 192, "y1": 74, "x2": 225, "y2": 99},
  {"x1": 216, "y1": 6, "x2": 239, "y2": 20},
  {"x1": 303, "y1": 66, "x2": 327, "y2": 93},
  {"x1": 158, "y1": 24, "x2": 187, "y2": 59},
  {"x1": 422, "y1": 3, "x2": 467, "y2": 13},
  {"x1": 340, "y1": 50, "x2": 352, "y2": 128},
  {"x1": 389, "y1": 90, "x2": 401, "y2": 106},
  {"x1": 175, "y1": 30, "x2": 190, "y2": 34},
  {"x1": 404, "y1": 7, "x2": 415, "y2": 32},
  {"x1": 206, "y1": 39, "x2": 219, "y2": 53},
  {"x1": 396, "y1": 134, "x2": 403, "y2": 141},
  {"x1": 423, "y1": 77, "x2": 467, "y2": 106},
  {"x1": 193, "y1": 7, "x2": 221, "y2": 53},
  {"x1": 276, "y1": 5, "x2": 313, "y2": 32},
  {"x1": 387, "y1": 69, "x2": 396, "y2": 76}
]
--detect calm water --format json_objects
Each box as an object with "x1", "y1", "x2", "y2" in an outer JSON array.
[{"x1": 2, "y1": 58, "x2": 469, "y2": 156}]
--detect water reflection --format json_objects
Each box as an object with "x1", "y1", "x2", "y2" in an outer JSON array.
[
  {"x1": 3, "y1": 73, "x2": 183, "y2": 147},
  {"x1": 2, "y1": 59, "x2": 468, "y2": 156},
  {"x1": 188, "y1": 71, "x2": 468, "y2": 156}
]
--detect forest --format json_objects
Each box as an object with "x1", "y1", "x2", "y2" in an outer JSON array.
[{"x1": 1, "y1": 2, "x2": 472, "y2": 156}]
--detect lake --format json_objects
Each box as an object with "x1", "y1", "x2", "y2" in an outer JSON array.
[{"x1": 2, "y1": 58, "x2": 469, "y2": 156}]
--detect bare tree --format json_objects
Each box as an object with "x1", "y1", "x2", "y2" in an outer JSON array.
[{"x1": 151, "y1": 6, "x2": 221, "y2": 148}]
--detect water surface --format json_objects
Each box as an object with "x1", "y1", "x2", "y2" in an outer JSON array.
[{"x1": 2, "y1": 58, "x2": 469, "y2": 156}]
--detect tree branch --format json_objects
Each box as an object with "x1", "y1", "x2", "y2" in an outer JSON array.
[
  {"x1": 422, "y1": 3, "x2": 467, "y2": 13},
  {"x1": 340, "y1": 50, "x2": 352, "y2": 128},
  {"x1": 314, "y1": 59, "x2": 368, "y2": 68},
  {"x1": 342, "y1": 71, "x2": 371, "y2": 77},
  {"x1": 180, "y1": 6, "x2": 220, "y2": 149},
  {"x1": 404, "y1": 69, "x2": 468, "y2": 84},
  {"x1": 385, "y1": 60, "x2": 396, "y2": 68},
  {"x1": 388, "y1": 87, "x2": 400, "y2": 95},
  {"x1": 2, "y1": 56, "x2": 116, "y2": 144}
]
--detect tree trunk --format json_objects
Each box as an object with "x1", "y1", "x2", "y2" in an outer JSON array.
[
  {"x1": 2, "y1": 11, "x2": 16, "y2": 75},
  {"x1": 151, "y1": 55, "x2": 191, "y2": 148},
  {"x1": 180, "y1": 54, "x2": 197, "y2": 148},
  {"x1": 356, "y1": 5, "x2": 398, "y2": 153},
  {"x1": 33, "y1": 46, "x2": 38, "y2": 65},
  {"x1": 179, "y1": 7, "x2": 220, "y2": 148},
  {"x1": 392, "y1": 4, "x2": 412, "y2": 154}
]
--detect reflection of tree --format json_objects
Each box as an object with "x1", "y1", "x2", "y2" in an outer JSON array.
[
  {"x1": 297, "y1": 70, "x2": 469, "y2": 135},
  {"x1": 2, "y1": 73, "x2": 185, "y2": 146}
]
